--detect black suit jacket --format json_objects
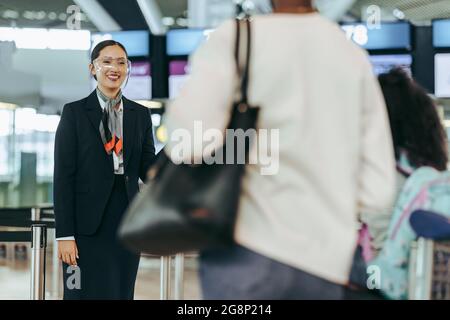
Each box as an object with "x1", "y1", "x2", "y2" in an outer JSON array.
[{"x1": 54, "y1": 90, "x2": 156, "y2": 238}]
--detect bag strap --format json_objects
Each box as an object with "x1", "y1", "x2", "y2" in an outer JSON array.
[
  {"x1": 396, "y1": 164, "x2": 412, "y2": 178},
  {"x1": 234, "y1": 18, "x2": 251, "y2": 105}
]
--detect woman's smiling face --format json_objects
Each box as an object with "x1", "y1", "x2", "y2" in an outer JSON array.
[{"x1": 91, "y1": 44, "x2": 129, "y2": 92}]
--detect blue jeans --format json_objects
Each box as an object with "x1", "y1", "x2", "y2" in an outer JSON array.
[{"x1": 199, "y1": 245, "x2": 348, "y2": 300}]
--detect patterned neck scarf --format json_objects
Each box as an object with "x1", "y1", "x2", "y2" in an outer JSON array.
[{"x1": 97, "y1": 87, "x2": 123, "y2": 157}]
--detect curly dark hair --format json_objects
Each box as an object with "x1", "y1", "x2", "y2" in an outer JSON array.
[{"x1": 378, "y1": 68, "x2": 448, "y2": 171}]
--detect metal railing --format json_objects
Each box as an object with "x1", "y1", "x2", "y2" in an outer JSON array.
[
  {"x1": 159, "y1": 253, "x2": 188, "y2": 300},
  {"x1": 409, "y1": 238, "x2": 450, "y2": 300},
  {"x1": 0, "y1": 206, "x2": 55, "y2": 300},
  {"x1": 2, "y1": 206, "x2": 192, "y2": 300},
  {"x1": 30, "y1": 224, "x2": 47, "y2": 300}
]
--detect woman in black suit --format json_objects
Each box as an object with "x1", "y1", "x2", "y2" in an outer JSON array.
[{"x1": 54, "y1": 40, "x2": 156, "y2": 299}]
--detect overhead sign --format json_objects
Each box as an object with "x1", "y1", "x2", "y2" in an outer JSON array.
[
  {"x1": 341, "y1": 22, "x2": 411, "y2": 50},
  {"x1": 433, "y1": 19, "x2": 450, "y2": 48},
  {"x1": 91, "y1": 30, "x2": 150, "y2": 57}
]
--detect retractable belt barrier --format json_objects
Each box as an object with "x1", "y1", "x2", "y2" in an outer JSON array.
[
  {"x1": 409, "y1": 238, "x2": 450, "y2": 300},
  {"x1": 0, "y1": 206, "x2": 54, "y2": 300},
  {"x1": 158, "y1": 253, "x2": 188, "y2": 300},
  {"x1": 146, "y1": 253, "x2": 188, "y2": 300},
  {"x1": 1, "y1": 207, "x2": 190, "y2": 300},
  {"x1": 6, "y1": 207, "x2": 448, "y2": 301}
]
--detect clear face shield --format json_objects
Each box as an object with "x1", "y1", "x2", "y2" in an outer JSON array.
[{"x1": 93, "y1": 57, "x2": 131, "y2": 90}]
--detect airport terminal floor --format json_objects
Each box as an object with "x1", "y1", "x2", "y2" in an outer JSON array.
[
  {"x1": 1, "y1": 0, "x2": 450, "y2": 305},
  {"x1": 0, "y1": 244, "x2": 202, "y2": 300}
]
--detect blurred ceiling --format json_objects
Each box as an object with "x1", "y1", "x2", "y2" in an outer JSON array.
[
  {"x1": 1, "y1": 0, "x2": 450, "y2": 32},
  {"x1": 0, "y1": 0, "x2": 97, "y2": 30},
  {"x1": 1, "y1": 0, "x2": 450, "y2": 113},
  {"x1": 0, "y1": 0, "x2": 188, "y2": 31},
  {"x1": 97, "y1": 0, "x2": 187, "y2": 30},
  {"x1": 349, "y1": 0, "x2": 450, "y2": 23}
]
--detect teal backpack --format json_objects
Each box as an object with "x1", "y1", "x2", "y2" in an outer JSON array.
[{"x1": 368, "y1": 166, "x2": 450, "y2": 300}]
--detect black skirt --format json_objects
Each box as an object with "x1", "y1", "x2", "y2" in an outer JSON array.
[{"x1": 62, "y1": 175, "x2": 140, "y2": 300}]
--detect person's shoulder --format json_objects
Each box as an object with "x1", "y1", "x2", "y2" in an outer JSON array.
[
  {"x1": 62, "y1": 95, "x2": 90, "y2": 114},
  {"x1": 125, "y1": 98, "x2": 150, "y2": 113},
  {"x1": 410, "y1": 166, "x2": 443, "y2": 180},
  {"x1": 310, "y1": 16, "x2": 372, "y2": 66},
  {"x1": 66, "y1": 96, "x2": 88, "y2": 107},
  {"x1": 214, "y1": 19, "x2": 235, "y2": 35},
  {"x1": 204, "y1": 19, "x2": 236, "y2": 44}
]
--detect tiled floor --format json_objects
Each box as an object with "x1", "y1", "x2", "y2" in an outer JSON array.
[{"x1": 0, "y1": 244, "x2": 202, "y2": 300}]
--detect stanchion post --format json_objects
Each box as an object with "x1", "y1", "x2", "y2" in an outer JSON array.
[
  {"x1": 51, "y1": 229, "x2": 61, "y2": 298},
  {"x1": 174, "y1": 253, "x2": 185, "y2": 300},
  {"x1": 30, "y1": 224, "x2": 47, "y2": 300},
  {"x1": 409, "y1": 238, "x2": 434, "y2": 300},
  {"x1": 31, "y1": 207, "x2": 41, "y2": 221},
  {"x1": 160, "y1": 256, "x2": 171, "y2": 300}
]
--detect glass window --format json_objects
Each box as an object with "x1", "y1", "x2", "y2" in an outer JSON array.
[
  {"x1": 14, "y1": 108, "x2": 60, "y2": 180},
  {"x1": 0, "y1": 109, "x2": 13, "y2": 177}
]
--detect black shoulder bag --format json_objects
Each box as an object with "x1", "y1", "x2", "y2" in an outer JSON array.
[{"x1": 118, "y1": 18, "x2": 259, "y2": 256}]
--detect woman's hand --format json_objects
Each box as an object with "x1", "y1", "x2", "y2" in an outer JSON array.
[{"x1": 58, "y1": 240, "x2": 79, "y2": 266}]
